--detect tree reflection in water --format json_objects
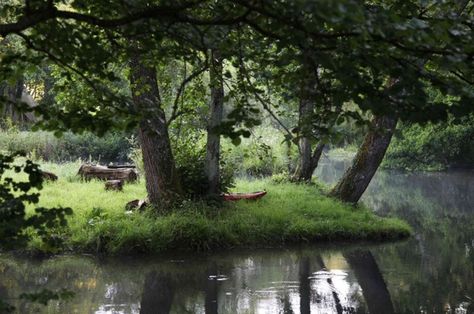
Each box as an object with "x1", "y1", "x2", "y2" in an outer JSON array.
[
  {"x1": 140, "y1": 271, "x2": 174, "y2": 314},
  {"x1": 344, "y1": 250, "x2": 394, "y2": 314}
]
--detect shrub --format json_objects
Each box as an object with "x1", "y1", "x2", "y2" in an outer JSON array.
[
  {"x1": 0, "y1": 121, "x2": 132, "y2": 163},
  {"x1": 223, "y1": 126, "x2": 298, "y2": 177},
  {"x1": 129, "y1": 132, "x2": 235, "y2": 199},
  {"x1": 174, "y1": 132, "x2": 235, "y2": 198},
  {"x1": 384, "y1": 115, "x2": 474, "y2": 171}
]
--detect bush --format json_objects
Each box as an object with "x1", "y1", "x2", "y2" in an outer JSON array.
[
  {"x1": 270, "y1": 171, "x2": 291, "y2": 184},
  {"x1": 129, "y1": 132, "x2": 235, "y2": 199},
  {"x1": 223, "y1": 126, "x2": 298, "y2": 177},
  {"x1": 384, "y1": 115, "x2": 474, "y2": 171},
  {"x1": 0, "y1": 121, "x2": 132, "y2": 163},
  {"x1": 174, "y1": 132, "x2": 235, "y2": 198}
]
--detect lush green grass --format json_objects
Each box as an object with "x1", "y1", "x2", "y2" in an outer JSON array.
[{"x1": 24, "y1": 163, "x2": 411, "y2": 255}]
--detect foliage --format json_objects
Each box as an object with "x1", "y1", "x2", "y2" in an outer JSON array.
[
  {"x1": 129, "y1": 131, "x2": 235, "y2": 198},
  {"x1": 173, "y1": 132, "x2": 234, "y2": 198},
  {"x1": 224, "y1": 126, "x2": 298, "y2": 177},
  {"x1": 270, "y1": 171, "x2": 291, "y2": 184},
  {"x1": 0, "y1": 152, "x2": 72, "y2": 251},
  {"x1": 0, "y1": 0, "x2": 473, "y2": 138},
  {"x1": 384, "y1": 116, "x2": 474, "y2": 171},
  {"x1": 0, "y1": 122, "x2": 133, "y2": 163},
  {"x1": 19, "y1": 289, "x2": 75, "y2": 306}
]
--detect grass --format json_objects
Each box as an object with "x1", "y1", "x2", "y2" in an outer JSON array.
[{"x1": 23, "y1": 163, "x2": 411, "y2": 255}]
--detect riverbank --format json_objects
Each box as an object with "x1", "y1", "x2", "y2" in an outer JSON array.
[{"x1": 22, "y1": 163, "x2": 411, "y2": 255}]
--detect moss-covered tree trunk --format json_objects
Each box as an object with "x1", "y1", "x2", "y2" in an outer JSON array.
[
  {"x1": 205, "y1": 50, "x2": 224, "y2": 196},
  {"x1": 129, "y1": 52, "x2": 182, "y2": 208},
  {"x1": 330, "y1": 115, "x2": 397, "y2": 203}
]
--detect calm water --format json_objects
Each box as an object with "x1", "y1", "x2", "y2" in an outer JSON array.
[{"x1": 1, "y1": 157, "x2": 473, "y2": 313}]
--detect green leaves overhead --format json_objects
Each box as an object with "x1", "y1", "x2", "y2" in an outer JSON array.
[{"x1": 0, "y1": 0, "x2": 472, "y2": 136}]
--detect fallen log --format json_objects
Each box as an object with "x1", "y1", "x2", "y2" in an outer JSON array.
[
  {"x1": 125, "y1": 198, "x2": 149, "y2": 211},
  {"x1": 78, "y1": 164, "x2": 138, "y2": 182},
  {"x1": 41, "y1": 170, "x2": 58, "y2": 181},
  {"x1": 107, "y1": 164, "x2": 136, "y2": 169},
  {"x1": 105, "y1": 180, "x2": 123, "y2": 191}
]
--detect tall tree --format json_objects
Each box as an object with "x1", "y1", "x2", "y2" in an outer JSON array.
[
  {"x1": 205, "y1": 49, "x2": 224, "y2": 196},
  {"x1": 129, "y1": 50, "x2": 183, "y2": 208}
]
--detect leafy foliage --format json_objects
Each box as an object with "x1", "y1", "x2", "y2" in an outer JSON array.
[
  {"x1": 1, "y1": 0, "x2": 473, "y2": 137},
  {"x1": 0, "y1": 152, "x2": 72, "y2": 250},
  {"x1": 0, "y1": 124, "x2": 133, "y2": 163},
  {"x1": 173, "y1": 132, "x2": 235, "y2": 198},
  {"x1": 384, "y1": 115, "x2": 474, "y2": 171}
]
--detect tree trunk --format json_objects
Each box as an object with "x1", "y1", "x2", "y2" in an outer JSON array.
[
  {"x1": 129, "y1": 52, "x2": 182, "y2": 208},
  {"x1": 1, "y1": 78, "x2": 26, "y2": 124},
  {"x1": 292, "y1": 67, "x2": 321, "y2": 182},
  {"x1": 205, "y1": 50, "x2": 224, "y2": 196},
  {"x1": 295, "y1": 91, "x2": 314, "y2": 180},
  {"x1": 41, "y1": 66, "x2": 55, "y2": 106},
  {"x1": 294, "y1": 142, "x2": 325, "y2": 182},
  {"x1": 329, "y1": 115, "x2": 397, "y2": 203}
]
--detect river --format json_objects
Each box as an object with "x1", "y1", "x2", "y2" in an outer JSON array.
[{"x1": 1, "y1": 157, "x2": 473, "y2": 313}]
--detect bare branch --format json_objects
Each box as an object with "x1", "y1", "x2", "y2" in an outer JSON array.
[{"x1": 168, "y1": 63, "x2": 208, "y2": 125}]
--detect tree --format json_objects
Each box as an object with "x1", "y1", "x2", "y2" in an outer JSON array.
[
  {"x1": 129, "y1": 49, "x2": 183, "y2": 207},
  {"x1": 330, "y1": 115, "x2": 397, "y2": 203},
  {"x1": 205, "y1": 49, "x2": 225, "y2": 196}
]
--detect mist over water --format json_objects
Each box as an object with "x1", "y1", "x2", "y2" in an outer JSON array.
[{"x1": 1, "y1": 157, "x2": 473, "y2": 313}]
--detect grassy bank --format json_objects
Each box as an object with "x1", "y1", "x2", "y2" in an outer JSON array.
[{"x1": 24, "y1": 163, "x2": 411, "y2": 255}]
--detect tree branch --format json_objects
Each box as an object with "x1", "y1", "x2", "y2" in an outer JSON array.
[
  {"x1": 168, "y1": 63, "x2": 208, "y2": 125},
  {"x1": 0, "y1": 2, "x2": 250, "y2": 36}
]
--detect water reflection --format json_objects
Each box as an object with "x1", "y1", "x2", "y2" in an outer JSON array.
[
  {"x1": 0, "y1": 248, "x2": 403, "y2": 313},
  {"x1": 0, "y1": 158, "x2": 473, "y2": 313}
]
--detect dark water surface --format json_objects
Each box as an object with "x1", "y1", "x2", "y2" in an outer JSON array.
[{"x1": 1, "y1": 157, "x2": 473, "y2": 313}]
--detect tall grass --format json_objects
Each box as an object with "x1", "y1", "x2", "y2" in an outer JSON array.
[
  {"x1": 23, "y1": 163, "x2": 410, "y2": 255},
  {"x1": 0, "y1": 122, "x2": 132, "y2": 163}
]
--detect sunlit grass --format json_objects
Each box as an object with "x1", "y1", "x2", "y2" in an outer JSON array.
[{"x1": 24, "y1": 163, "x2": 411, "y2": 255}]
